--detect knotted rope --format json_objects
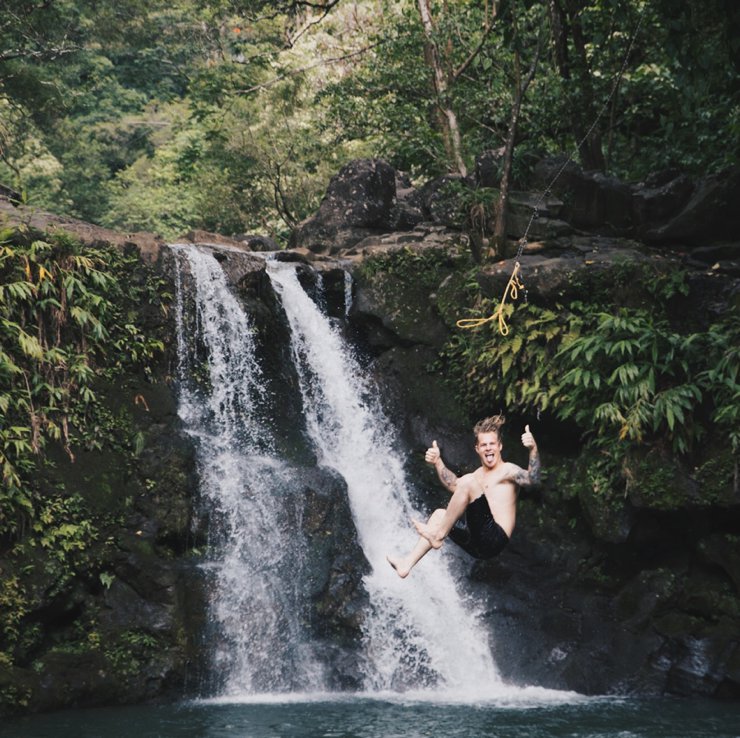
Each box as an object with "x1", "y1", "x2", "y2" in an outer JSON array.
[{"x1": 456, "y1": 257, "x2": 525, "y2": 336}]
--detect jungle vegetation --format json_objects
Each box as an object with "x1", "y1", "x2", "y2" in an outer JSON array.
[{"x1": 1, "y1": 0, "x2": 738, "y2": 242}]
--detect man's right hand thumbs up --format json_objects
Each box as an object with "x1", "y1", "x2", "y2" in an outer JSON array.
[{"x1": 425, "y1": 440, "x2": 441, "y2": 465}]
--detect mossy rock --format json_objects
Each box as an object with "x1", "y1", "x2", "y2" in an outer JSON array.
[
  {"x1": 652, "y1": 611, "x2": 706, "y2": 639},
  {"x1": 677, "y1": 572, "x2": 740, "y2": 623},
  {"x1": 435, "y1": 267, "x2": 480, "y2": 329},
  {"x1": 625, "y1": 448, "x2": 701, "y2": 511},
  {"x1": 698, "y1": 533, "x2": 740, "y2": 593},
  {"x1": 352, "y1": 245, "x2": 462, "y2": 347},
  {"x1": 692, "y1": 449, "x2": 738, "y2": 507},
  {"x1": 614, "y1": 568, "x2": 679, "y2": 624},
  {"x1": 576, "y1": 473, "x2": 633, "y2": 543},
  {"x1": 0, "y1": 663, "x2": 35, "y2": 716}
]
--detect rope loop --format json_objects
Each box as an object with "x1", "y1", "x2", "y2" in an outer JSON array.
[{"x1": 456, "y1": 261, "x2": 524, "y2": 336}]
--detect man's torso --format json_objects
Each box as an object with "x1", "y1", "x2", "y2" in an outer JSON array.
[{"x1": 460, "y1": 466, "x2": 518, "y2": 537}]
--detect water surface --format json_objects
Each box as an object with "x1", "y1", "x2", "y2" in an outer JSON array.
[{"x1": 4, "y1": 693, "x2": 739, "y2": 738}]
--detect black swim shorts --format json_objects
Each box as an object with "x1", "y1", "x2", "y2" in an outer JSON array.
[{"x1": 448, "y1": 494, "x2": 509, "y2": 560}]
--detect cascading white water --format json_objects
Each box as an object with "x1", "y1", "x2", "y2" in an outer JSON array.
[
  {"x1": 268, "y1": 262, "x2": 501, "y2": 694},
  {"x1": 172, "y1": 242, "x2": 506, "y2": 700},
  {"x1": 343, "y1": 270, "x2": 353, "y2": 317},
  {"x1": 172, "y1": 244, "x2": 327, "y2": 695}
]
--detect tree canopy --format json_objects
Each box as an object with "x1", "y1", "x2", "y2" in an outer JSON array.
[{"x1": 1, "y1": 0, "x2": 738, "y2": 240}]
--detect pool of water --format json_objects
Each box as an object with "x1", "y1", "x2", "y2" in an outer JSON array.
[{"x1": 3, "y1": 691, "x2": 739, "y2": 738}]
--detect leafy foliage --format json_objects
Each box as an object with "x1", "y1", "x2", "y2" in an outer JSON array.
[
  {"x1": 0, "y1": 227, "x2": 165, "y2": 538},
  {"x1": 358, "y1": 242, "x2": 472, "y2": 291},
  {"x1": 0, "y1": 226, "x2": 170, "y2": 686},
  {"x1": 440, "y1": 266, "x2": 740, "y2": 489},
  {"x1": 1, "y1": 0, "x2": 736, "y2": 236}
]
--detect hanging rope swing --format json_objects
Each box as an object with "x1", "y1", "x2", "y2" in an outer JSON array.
[
  {"x1": 455, "y1": 244, "x2": 526, "y2": 335},
  {"x1": 455, "y1": 7, "x2": 645, "y2": 336}
]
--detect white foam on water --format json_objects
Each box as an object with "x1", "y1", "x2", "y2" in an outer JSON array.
[{"x1": 197, "y1": 684, "x2": 594, "y2": 709}]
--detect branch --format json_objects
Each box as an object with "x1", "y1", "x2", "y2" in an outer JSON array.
[
  {"x1": 248, "y1": 0, "x2": 342, "y2": 28},
  {"x1": 286, "y1": 1, "x2": 343, "y2": 47},
  {"x1": 519, "y1": 25, "x2": 544, "y2": 98},
  {"x1": 272, "y1": 159, "x2": 297, "y2": 227},
  {"x1": 0, "y1": 45, "x2": 79, "y2": 63},
  {"x1": 452, "y1": 0, "x2": 500, "y2": 82}
]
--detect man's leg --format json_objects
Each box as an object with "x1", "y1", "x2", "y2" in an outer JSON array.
[
  {"x1": 387, "y1": 509, "x2": 445, "y2": 578},
  {"x1": 413, "y1": 485, "x2": 469, "y2": 549}
]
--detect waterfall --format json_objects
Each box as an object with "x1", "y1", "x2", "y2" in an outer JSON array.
[
  {"x1": 343, "y1": 270, "x2": 353, "y2": 317},
  {"x1": 172, "y1": 243, "x2": 502, "y2": 699},
  {"x1": 268, "y1": 262, "x2": 500, "y2": 694},
  {"x1": 172, "y1": 245, "x2": 326, "y2": 695}
]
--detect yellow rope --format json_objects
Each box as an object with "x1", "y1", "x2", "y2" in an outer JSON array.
[{"x1": 456, "y1": 261, "x2": 525, "y2": 336}]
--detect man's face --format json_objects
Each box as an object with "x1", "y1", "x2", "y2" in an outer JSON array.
[{"x1": 475, "y1": 431, "x2": 502, "y2": 468}]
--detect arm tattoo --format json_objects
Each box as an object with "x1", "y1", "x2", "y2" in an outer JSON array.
[
  {"x1": 527, "y1": 448, "x2": 541, "y2": 485},
  {"x1": 513, "y1": 448, "x2": 541, "y2": 487},
  {"x1": 438, "y1": 464, "x2": 458, "y2": 492}
]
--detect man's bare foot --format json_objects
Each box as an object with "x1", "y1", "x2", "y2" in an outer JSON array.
[
  {"x1": 412, "y1": 519, "x2": 444, "y2": 549},
  {"x1": 386, "y1": 554, "x2": 411, "y2": 578}
]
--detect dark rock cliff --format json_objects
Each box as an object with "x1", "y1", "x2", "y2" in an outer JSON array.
[{"x1": 0, "y1": 152, "x2": 737, "y2": 713}]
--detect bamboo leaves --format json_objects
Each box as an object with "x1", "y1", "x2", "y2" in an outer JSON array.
[{"x1": 554, "y1": 309, "x2": 709, "y2": 454}]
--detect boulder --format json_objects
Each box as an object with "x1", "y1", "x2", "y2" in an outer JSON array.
[
  {"x1": 485, "y1": 190, "x2": 573, "y2": 242},
  {"x1": 289, "y1": 159, "x2": 397, "y2": 254},
  {"x1": 392, "y1": 171, "x2": 426, "y2": 230},
  {"x1": 232, "y1": 233, "x2": 281, "y2": 251},
  {"x1": 350, "y1": 241, "x2": 457, "y2": 349},
  {"x1": 534, "y1": 157, "x2": 634, "y2": 234},
  {"x1": 698, "y1": 534, "x2": 740, "y2": 593},
  {"x1": 475, "y1": 239, "x2": 652, "y2": 305},
  {"x1": 178, "y1": 229, "x2": 248, "y2": 250},
  {"x1": 645, "y1": 167, "x2": 740, "y2": 247},
  {"x1": 414, "y1": 174, "x2": 474, "y2": 229},
  {"x1": 193, "y1": 243, "x2": 264, "y2": 286},
  {"x1": 631, "y1": 169, "x2": 695, "y2": 233}
]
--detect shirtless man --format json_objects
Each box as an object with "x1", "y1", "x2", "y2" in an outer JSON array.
[{"x1": 387, "y1": 415, "x2": 540, "y2": 578}]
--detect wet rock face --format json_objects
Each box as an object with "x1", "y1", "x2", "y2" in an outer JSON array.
[
  {"x1": 297, "y1": 466, "x2": 370, "y2": 690},
  {"x1": 459, "y1": 499, "x2": 740, "y2": 699}
]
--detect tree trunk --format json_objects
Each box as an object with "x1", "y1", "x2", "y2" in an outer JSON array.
[
  {"x1": 416, "y1": 0, "x2": 467, "y2": 176},
  {"x1": 547, "y1": 0, "x2": 606, "y2": 171},
  {"x1": 492, "y1": 8, "x2": 542, "y2": 256}
]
